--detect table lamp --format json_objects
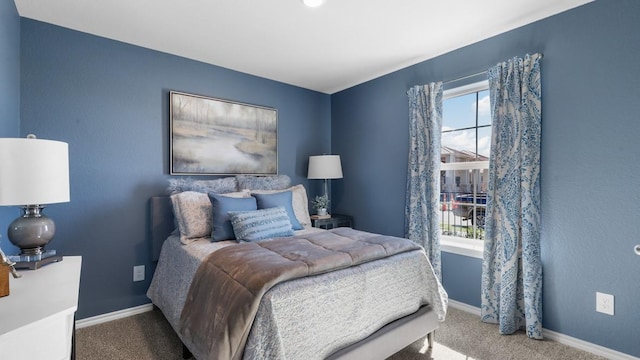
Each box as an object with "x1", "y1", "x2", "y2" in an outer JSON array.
[
  {"x1": 0, "y1": 135, "x2": 70, "y2": 269},
  {"x1": 307, "y1": 155, "x2": 343, "y2": 213}
]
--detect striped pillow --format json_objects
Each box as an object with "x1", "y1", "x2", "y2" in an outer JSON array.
[{"x1": 228, "y1": 206, "x2": 294, "y2": 242}]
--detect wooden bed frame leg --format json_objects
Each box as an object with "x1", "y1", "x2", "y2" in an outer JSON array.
[
  {"x1": 427, "y1": 331, "x2": 435, "y2": 349},
  {"x1": 182, "y1": 343, "x2": 193, "y2": 359}
]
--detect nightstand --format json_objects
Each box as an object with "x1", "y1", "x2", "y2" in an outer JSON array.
[
  {"x1": 311, "y1": 214, "x2": 353, "y2": 229},
  {"x1": 0, "y1": 256, "x2": 81, "y2": 360}
]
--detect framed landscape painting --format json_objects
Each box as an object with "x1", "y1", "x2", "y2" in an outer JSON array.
[{"x1": 170, "y1": 91, "x2": 278, "y2": 175}]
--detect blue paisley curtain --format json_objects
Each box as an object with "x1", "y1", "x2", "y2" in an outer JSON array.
[
  {"x1": 405, "y1": 82, "x2": 443, "y2": 280},
  {"x1": 481, "y1": 53, "x2": 543, "y2": 338}
]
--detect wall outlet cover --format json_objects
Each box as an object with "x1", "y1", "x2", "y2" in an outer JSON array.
[
  {"x1": 133, "y1": 265, "x2": 145, "y2": 282},
  {"x1": 596, "y1": 292, "x2": 614, "y2": 316}
]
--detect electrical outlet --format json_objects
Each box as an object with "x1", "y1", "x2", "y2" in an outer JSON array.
[
  {"x1": 596, "y1": 292, "x2": 614, "y2": 316},
  {"x1": 133, "y1": 265, "x2": 145, "y2": 282}
]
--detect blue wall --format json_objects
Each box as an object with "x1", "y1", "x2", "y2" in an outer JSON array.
[
  {"x1": 18, "y1": 19, "x2": 331, "y2": 319},
  {"x1": 332, "y1": 0, "x2": 640, "y2": 357},
  {"x1": 0, "y1": 1, "x2": 21, "y2": 248},
  {"x1": 0, "y1": 0, "x2": 19, "y2": 137}
]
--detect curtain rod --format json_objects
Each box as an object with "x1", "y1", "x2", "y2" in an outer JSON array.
[
  {"x1": 443, "y1": 53, "x2": 544, "y2": 85},
  {"x1": 443, "y1": 70, "x2": 488, "y2": 85}
]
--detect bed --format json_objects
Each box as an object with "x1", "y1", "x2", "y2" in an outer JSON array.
[{"x1": 146, "y1": 176, "x2": 447, "y2": 360}]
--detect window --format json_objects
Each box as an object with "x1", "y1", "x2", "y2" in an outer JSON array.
[{"x1": 440, "y1": 81, "x2": 490, "y2": 257}]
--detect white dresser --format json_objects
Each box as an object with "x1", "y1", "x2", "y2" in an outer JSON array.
[{"x1": 0, "y1": 256, "x2": 82, "y2": 360}]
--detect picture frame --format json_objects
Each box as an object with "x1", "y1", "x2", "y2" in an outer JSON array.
[{"x1": 170, "y1": 91, "x2": 278, "y2": 175}]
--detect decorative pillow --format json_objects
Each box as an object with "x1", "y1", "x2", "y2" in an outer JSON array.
[
  {"x1": 251, "y1": 191, "x2": 303, "y2": 230},
  {"x1": 228, "y1": 207, "x2": 294, "y2": 242},
  {"x1": 236, "y1": 175, "x2": 291, "y2": 191},
  {"x1": 167, "y1": 177, "x2": 238, "y2": 195},
  {"x1": 170, "y1": 191, "x2": 212, "y2": 245},
  {"x1": 209, "y1": 193, "x2": 258, "y2": 241},
  {"x1": 171, "y1": 190, "x2": 248, "y2": 245},
  {"x1": 251, "y1": 184, "x2": 311, "y2": 227}
]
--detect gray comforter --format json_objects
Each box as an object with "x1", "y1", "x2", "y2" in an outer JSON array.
[
  {"x1": 180, "y1": 228, "x2": 423, "y2": 360},
  {"x1": 147, "y1": 227, "x2": 447, "y2": 360}
]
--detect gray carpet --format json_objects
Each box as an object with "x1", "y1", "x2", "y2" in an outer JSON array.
[{"x1": 76, "y1": 306, "x2": 606, "y2": 360}]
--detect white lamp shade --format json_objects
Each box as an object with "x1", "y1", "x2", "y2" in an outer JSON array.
[
  {"x1": 308, "y1": 155, "x2": 343, "y2": 179},
  {"x1": 0, "y1": 138, "x2": 70, "y2": 206}
]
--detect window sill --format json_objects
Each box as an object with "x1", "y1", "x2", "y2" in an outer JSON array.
[{"x1": 441, "y1": 236, "x2": 483, "y2": 259}]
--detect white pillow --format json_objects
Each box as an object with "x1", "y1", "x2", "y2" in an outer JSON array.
[
  {"x1": 250, "y1": 184, "x2": 312, "y2": 227},
  {"x1": 170, "y1": 190, "x2": 248, "y2": 244}
]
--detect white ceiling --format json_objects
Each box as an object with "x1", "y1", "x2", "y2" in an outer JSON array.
[{"x1": 14, "y1": 0, "x2": 592, "y2": 94}]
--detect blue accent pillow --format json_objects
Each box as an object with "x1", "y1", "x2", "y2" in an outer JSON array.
[
  {"x1": 208, "y1": 194, "x2": 257, "y2": 241},
  {"x1": 252, "y1": 191, "x2": 303, "y2": 230},
  {"x1": 228, "y1": 207, "x2": 294, "y2": 242}
]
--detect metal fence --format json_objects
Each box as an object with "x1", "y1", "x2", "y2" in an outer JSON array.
[{"x1": 440, "y1": 192, "x2": 485, "y2": 240}]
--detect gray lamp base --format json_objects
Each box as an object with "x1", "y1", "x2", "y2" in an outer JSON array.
[{"x1": 7, "y1": 204, "x2": 57, "y2": 256}]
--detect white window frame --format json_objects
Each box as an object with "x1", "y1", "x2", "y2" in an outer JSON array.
[{"x1": 440, "y1": 80, "x2": 489, "y2": 259}]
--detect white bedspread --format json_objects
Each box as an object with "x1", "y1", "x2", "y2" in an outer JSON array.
[{"x1": 147, "y1": 228, "x2": 447, "y2": 359}]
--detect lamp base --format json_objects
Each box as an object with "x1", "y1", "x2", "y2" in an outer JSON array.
[
  {"x1": 8, "y1": 250, "x2": 62, "y2": 270},
  {"x1": 7, "y1": 205, "x2": 56, "y2": 254}
]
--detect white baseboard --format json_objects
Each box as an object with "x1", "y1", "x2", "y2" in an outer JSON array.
[
  {"x1": 75, "y1": 303, "x2": 154, "y2": 329},
  {"x1": 543, "y1": 329, "x2": 639, "y2": 360},
  {"x1": 448, "y1": 300, "x2": 639, "y2": 360},
  {"x1": 448, "y1": 299, "x2": 481, "y2": 315}
]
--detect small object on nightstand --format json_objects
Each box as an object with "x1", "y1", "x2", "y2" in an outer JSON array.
[
  {"x1": 312, "y1": 214, "x2": 353, "y2": 230},
  {"x1": 0, "y1": 264, "x2": 9, "y2": 297},
  {"x1": 310, "y1": 214, "x2": 331, "y2": 220},
  {"x1": 0, "y1": 246, "x2": 21, "y2": 281}
]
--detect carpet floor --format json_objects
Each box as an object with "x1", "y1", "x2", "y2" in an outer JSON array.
[{"x1": 76, "y1": 306, "x2": 607, "y2": 360}]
